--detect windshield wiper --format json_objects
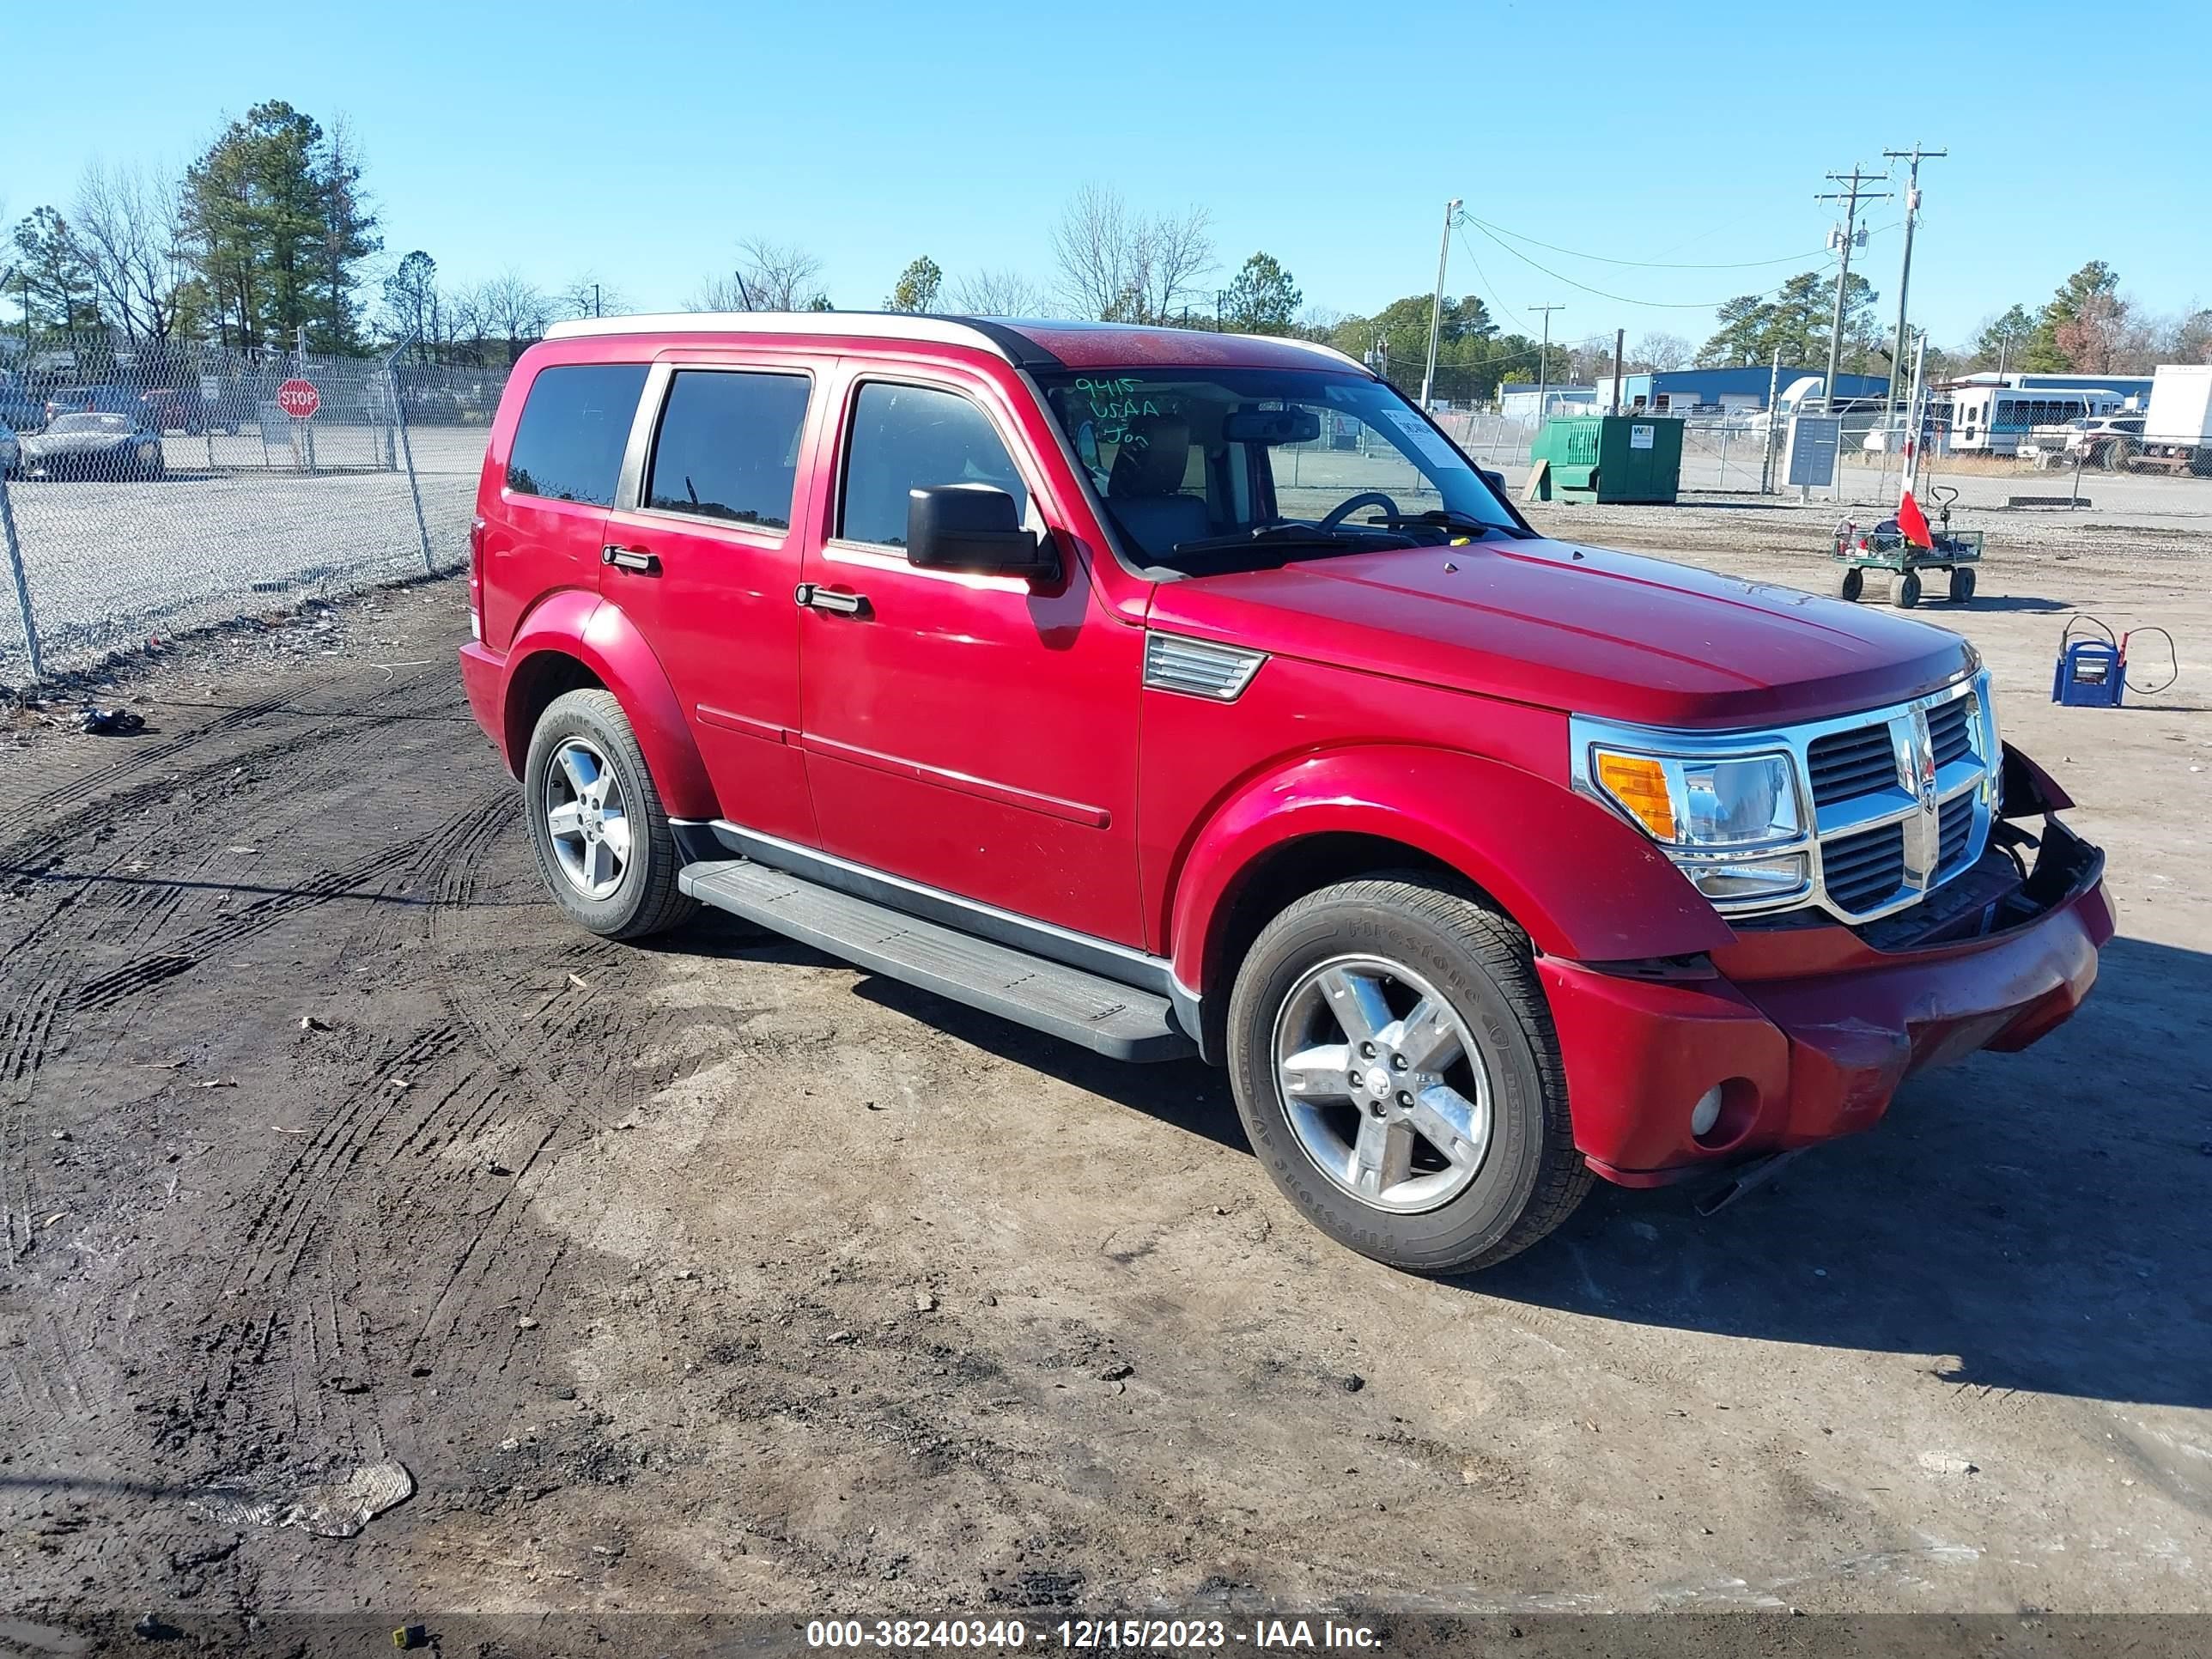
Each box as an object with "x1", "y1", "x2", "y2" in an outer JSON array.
[
  {"x1": 1169, "y1": 522, "x2": 1391, "y2": 556},
  {"x1": 1371, "y1": 509, "x2": 1534, "y2": 540}
]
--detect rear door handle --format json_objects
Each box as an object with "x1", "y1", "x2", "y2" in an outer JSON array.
[
  {"x1": 601, "y1": 544, "x2": 659, "y2": 574},
  {"x1": 794, "y1": 582, "x2": 870, "y2": 617}
]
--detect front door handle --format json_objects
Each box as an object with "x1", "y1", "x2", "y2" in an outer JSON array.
[
  {"x1": 794, "y1": 582, "x2": 871, "y2": 618},
  {"x1": 601, "y1": 544, "x2": 659, "y2": 574}
]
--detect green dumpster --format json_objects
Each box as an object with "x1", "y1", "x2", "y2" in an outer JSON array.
[{"x1": 1527, "y1": 414, "x2": 1682, "y2": 504}]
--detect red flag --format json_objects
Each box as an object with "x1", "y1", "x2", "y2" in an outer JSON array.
[{"x1": 1896, "y1": 489, "x2": 1933, "y2": 550}]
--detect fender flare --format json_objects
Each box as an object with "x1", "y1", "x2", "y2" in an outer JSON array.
[
  {"x1": 501, "y1": 590, "x2": 719, "y2": 821},
  {"x1": 1166, "y1": 744, "x2": 1735, "y2": 994}
]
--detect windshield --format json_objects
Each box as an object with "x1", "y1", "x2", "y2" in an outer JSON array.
[
  {"x1": 1036, "y1": 368, "x2": 1525, "y2": 574},
  {"x1": 50, "y1": 414, "x2": 129, "y2": 434}
]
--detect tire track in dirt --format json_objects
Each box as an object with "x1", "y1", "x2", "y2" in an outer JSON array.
[
  {"x1": 3, "y1": 677, "x2": 496, "y2": 1476},
  {"x1": 3, "y1": 693, "x2": 295, "y2": 820}
]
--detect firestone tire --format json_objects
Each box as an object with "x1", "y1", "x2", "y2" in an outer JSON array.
[
  {"x1": 523, "y1": 688, "x2": 699, "y2": 942},
  {"x1": 1224, "y1": 873, "x2": 1590, "y2": 1275}
]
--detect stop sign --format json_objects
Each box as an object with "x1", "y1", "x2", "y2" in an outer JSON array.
[{"x1": 277, "y1": 378, "x2": 321, "y2": 420}]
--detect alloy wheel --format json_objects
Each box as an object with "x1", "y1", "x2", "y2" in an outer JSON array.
[
  {"x1": 544, "y1": 737, "x2": 633, "y2": 900},
  {"x1": 1270, "y1": 954, "x2": 1492, "y2": 1214}
]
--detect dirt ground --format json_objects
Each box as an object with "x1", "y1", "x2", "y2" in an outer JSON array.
[{"x1": 0, "y1": 496, "x2": 2207, "y2": 1652}]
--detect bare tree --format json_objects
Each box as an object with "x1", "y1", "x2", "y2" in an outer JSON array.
[
  {"x1": 72, "y1": 162, "x2": 190, "y2": 343},
  {"x1": 444, "y1": 281, "x2": 491, "y2": 365},
  {"x1": 1049, "y1": 184, "x2": 1214, "y2": 324},
  {"x1": 556, "y1": 272, "x2": 629, "y2": 320},
  {"x1": 472, "y1": 270, "x2": 551, "y2": 362},
  {"x1": 685, "y1": 272, "x2": 748, "y2": 312},
  {"x1": 1630, "y1": 331, "x2": 1690, "y2": 372},
  {"x1": 946, "y1": 267, "x2": 1053, "y2": 317},
  {"x1": 1140, "y1": 204, "x2": 1215, "y2": 324},
  {"x1": 685, "y1": 239, "x2": 828, "y2": 312}
]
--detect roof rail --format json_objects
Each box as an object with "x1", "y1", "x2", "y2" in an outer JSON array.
[{"x1": 541, "y1": 311, "x2": 1018, "y2": 361}]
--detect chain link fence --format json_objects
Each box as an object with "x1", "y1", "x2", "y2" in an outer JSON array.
[{"x1": 0, "y1": 331, "x2": 504, "y2": 683}]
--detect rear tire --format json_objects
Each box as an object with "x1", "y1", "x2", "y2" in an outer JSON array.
[
  {"x1": 1948, "y1": 567, "x2": 1976, "y2": 604},
  {"x1": 1894, "y1": 570, "x2": 1923, "y2": 608},
  {"x1": 523, "y1": 689, "x2": 699, "y2": 941},
  {"x1": 1225, "y1": 873, "x2": 1590, "y2": 1275},
  {"x1": 1838, "y1": 567, "x2": 1864, "y2": 602}
]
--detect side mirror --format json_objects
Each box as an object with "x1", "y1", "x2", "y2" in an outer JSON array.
[
  {"x1": 906, "y1": 484, "x2": 1055, "y2": 577},
  {"x1": 1480, "y1": 468, "x2": 1505, "y2": 490}
]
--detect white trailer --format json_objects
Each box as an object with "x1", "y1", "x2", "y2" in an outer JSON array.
[{"x1": 2131, "y1": 364, "x2": 2212, "y2": 475}]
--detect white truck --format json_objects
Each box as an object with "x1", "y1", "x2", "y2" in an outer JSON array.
[{"x1": 2128, "y1": 363, "x2": 2212, "y2": 476}]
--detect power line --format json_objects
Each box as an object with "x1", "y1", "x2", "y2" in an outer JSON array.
[
  {"x1": 1462, "y1": 214, "x2": 1834, "y2": 272},
  {"x1": 1462, "y1": 215, "x2": 1885, "y2": 312},
  {"x1": 1450, "y1": 223, "x2": 1531, "y2": 332}
]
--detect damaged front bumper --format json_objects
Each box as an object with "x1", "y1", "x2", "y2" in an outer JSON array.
[{"x1": 1538, "y1": 744, "x2": 2112, "y2": 1187}]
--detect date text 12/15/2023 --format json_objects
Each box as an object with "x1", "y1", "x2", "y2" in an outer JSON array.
[{"x1": 804, "y1": 1616, "x2": 1384, "y2": 1650}]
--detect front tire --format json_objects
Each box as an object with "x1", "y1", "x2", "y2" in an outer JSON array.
[
  {"x1": 1225, "y1": 874, "x2": 1589, "y2": 1274},
  {"x1": 523, "y1": 689, "x2": 698, "y2": 940},
  {"x1": 1894, "y1": 570, "x2": 1923, "y2": 608}
]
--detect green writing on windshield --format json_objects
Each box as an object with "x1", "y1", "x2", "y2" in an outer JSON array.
[{"x1": 1072, "y1": 377, "x2": 1174, "y2": 449}]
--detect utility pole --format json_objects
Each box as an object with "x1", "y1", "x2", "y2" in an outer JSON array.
[
  {"x1": 1880, "y1": 144, "x2": 1945, "y2": 434},
  {"x1": 1610, "y1": 326, "x2": 1625, "y2": 416},
  {"x1": 1761, "y1": 343, "x2": 1782, "y2": 494},
  {"x1": 1814, "y1": 165, "x2": 1891, "y2": 413},
  {"x1": 1419, "y1": 198, "x2": 1463, "y2": 409},
  {"x1": 593, "y1": 282, "x2": 602, "y2": 319},
  {"x1": 1531, "y1": 304, "x2": 1565, "y2": 422}
]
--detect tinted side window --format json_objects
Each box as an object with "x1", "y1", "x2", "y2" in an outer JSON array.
[
  {"x1": 505, "y1": 363, "x2": 647, "y2": 506},
  {"x1": 646, "y1": 370, "x2": 811, "y2": 530},
  {"x1": 838, "y1": 382, "x2": 1029, "y2": 548}
]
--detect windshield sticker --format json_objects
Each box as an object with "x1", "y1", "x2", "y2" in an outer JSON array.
[{"x1": 1379, "y1": 408, "x2": 1463, "y2": 471}]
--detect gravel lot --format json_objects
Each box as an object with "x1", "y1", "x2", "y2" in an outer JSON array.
[
  {"x1": 0, "y1": 425, "x2": 488, "y2": 678},
  {"x1": 0, "y1": 499, "x2": 2205, "y2": 1652}
]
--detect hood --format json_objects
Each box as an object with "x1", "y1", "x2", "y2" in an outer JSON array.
[
  {"x1": 23, "y1": 429, "x2": 139, "y2": 457},
  {"x1": 1146, "y1": 536, "x2": 1973, "y2": 730}
]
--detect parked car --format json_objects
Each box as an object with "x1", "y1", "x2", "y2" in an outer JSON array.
[
  {"x1": 140, "y1": 385, "x2": 212, "y2": 434},
  {"x1": 43, "y1": 384, "x2": 148, "y2": 426},
  {"x1": 2020, "y1": 414, "x2": 2144, "y2": 471},
  {"x1": 459, "y1": 314, "x2": 2111, "y2": 1276},
  {"x1": 17, "y1": 410, "x2": 167, "y2": 480},
  {"x1": 0, "y1": 426, "x2": 18, "y2": 478}
]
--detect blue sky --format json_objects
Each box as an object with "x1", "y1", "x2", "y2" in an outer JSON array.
[{"x1": 3, "y1": 0, "x2": 2207, "y2": 352}]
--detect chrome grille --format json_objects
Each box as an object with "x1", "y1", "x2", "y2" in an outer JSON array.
[
  {"x1": 1809, "y1": 679, "x2": 1991, "y2": 920},
  {"x1": 1572, "y1": 671, "x2": 2000, "y2": 927},
  {"x1": 1937, "y1": 792, "x2": 1973, "y2": 868},
  {"x1": 1929, "y1": 698, "x2": 1974, "y2": 769},
  {"x1": 1823, "y1": 823, "x2": 1906, "y2": 911},
  {"x1": 1808, "y1": 725, "x2": 1896, "y2": 806}
]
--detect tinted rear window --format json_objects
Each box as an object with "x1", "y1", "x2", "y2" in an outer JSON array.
[
  {"x1": 646, "y1": 370, "x2": 811, "y2": 530},
  {"x1": 505, "y1": 363, "x2": 647, "y2": 506}
]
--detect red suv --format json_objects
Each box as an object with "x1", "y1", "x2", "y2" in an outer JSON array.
[{"x1": 461, "y1": 314, "x2": 2110, "y2": 1273}]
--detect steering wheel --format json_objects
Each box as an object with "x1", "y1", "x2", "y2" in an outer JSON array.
[{"x1": 1318, "y1": 490, "x2": 1402, "y2": 531}]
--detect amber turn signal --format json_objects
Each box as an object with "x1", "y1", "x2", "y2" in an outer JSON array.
[{"x1": 1595, "y1": 751, "x2": 1677, "y2": 841}]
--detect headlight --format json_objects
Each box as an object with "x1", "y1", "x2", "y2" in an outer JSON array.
[{"x1": 1590, "y1": 750, "x2": 1801, "y2": 848}]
